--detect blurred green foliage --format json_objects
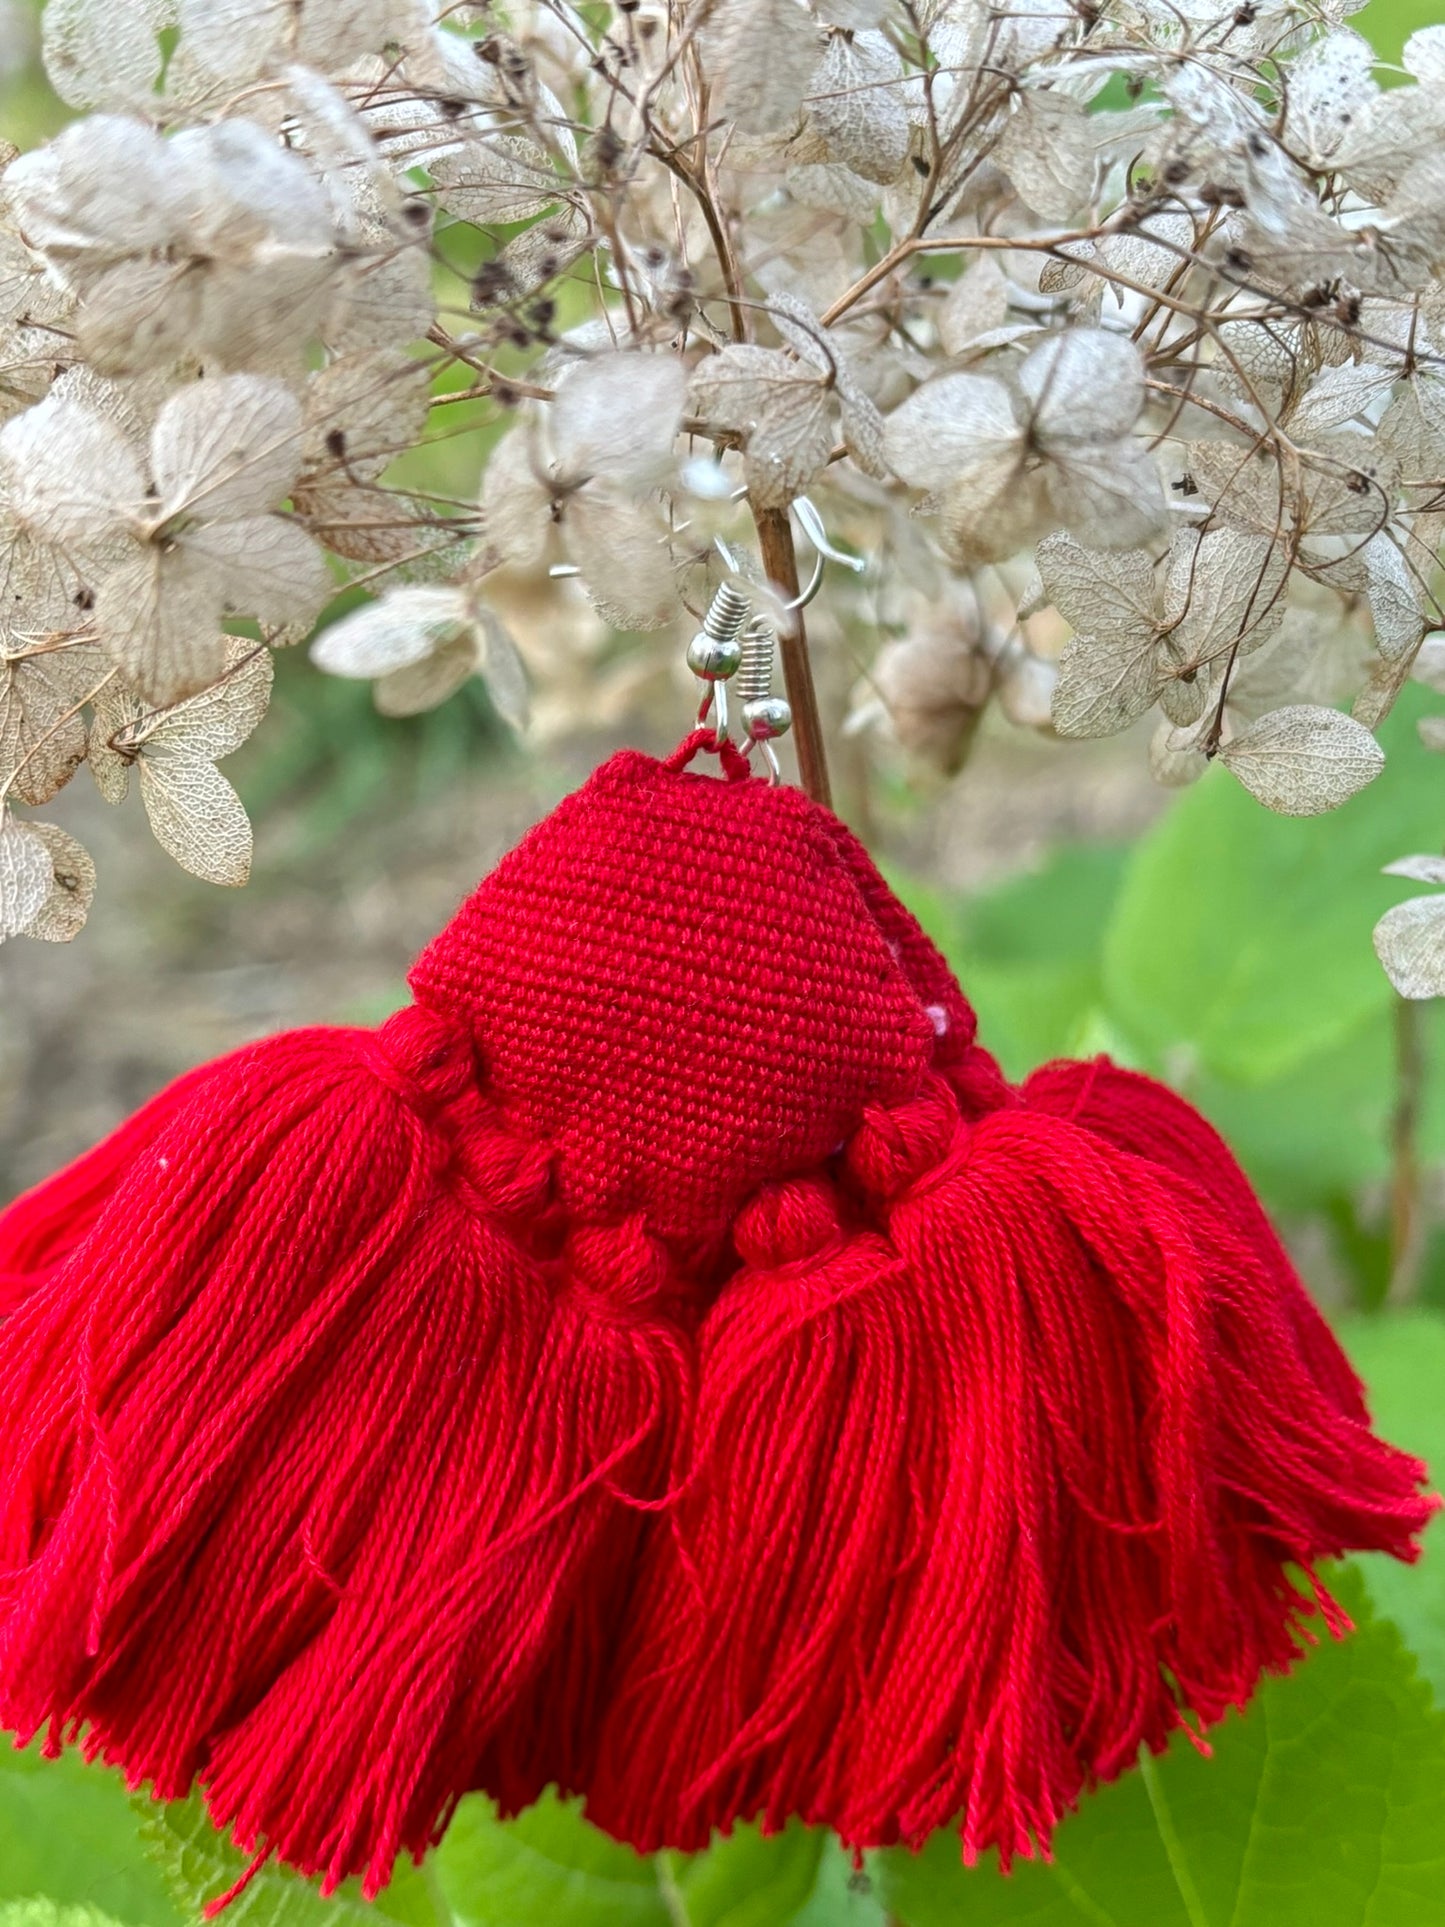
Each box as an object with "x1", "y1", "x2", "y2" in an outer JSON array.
[
  {"x1": 234, "y1": 641, "x2": 512, "y2": 857},
  {"x1": 1355, "y1": 0, "x2": 1439, "y2": 63},
  {"x1": 904, "y1": 683, "x2": 1445, "y2": 1306}
]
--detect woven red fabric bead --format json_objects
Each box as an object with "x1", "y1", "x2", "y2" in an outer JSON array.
[
  {"x1": 408, "y1": 744, "x2": 939, "y2": 1263},
  {"x1": 0, "y1": 737, "x2": 1432, "y2": 1903}
]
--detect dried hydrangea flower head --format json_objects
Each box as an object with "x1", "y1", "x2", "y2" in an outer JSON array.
[{"x1": 0, "y1": 0, "x2": 1441, "y2": 993}]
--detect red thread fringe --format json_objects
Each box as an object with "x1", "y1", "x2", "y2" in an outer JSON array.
[
  {"x1": 0, "y1": 1007, "x2": 683, "y2": 1897},
  {"x1": 586, "y1": 1069, "x2": 1433, "y2": 1863}
]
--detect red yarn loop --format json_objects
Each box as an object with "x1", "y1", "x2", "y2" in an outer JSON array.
[
  {"x1": 947, "y1": 1043, "x2": 1015, "y2": 1120},
  {"x1": 453, "y1": 1123, "x2": 555, "y2": 1223},
  {"x1": 363, "y1": 1004, "x2": 475, "y2": 1116},
  {"x1": 662, "y1": 728, "x2": 753, "y2": 783},
  {"x1": 564, "y1": 1218, "x2": 675, "y2": 1315},
  {"x1": 846, "y1": 1076, "x2": 963, "y2": 1203},
  {"x1": 364, "y1": 1006, "x2": 556, "y2": 1222},
  {"x1": 733, "y1": 1176, "x2": 841, "y2": 1269}
]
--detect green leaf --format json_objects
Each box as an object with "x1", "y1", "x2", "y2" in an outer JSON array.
[
  {"x1": 1186, "y1": 1015, "x2": 1398, "y2": 1213},
  {"x1": 777, "y1": 1839, "x2": 887, "y2": 1927},
  {"x1": 882, "y1": 1567, "x2": 1445, "y2": 1927},
  {"x1": 1344, "y1": 1311, "x2": 1445, "y2": 1701},
  {"x1": 667, "y1": 1825, "x2": 823, "y2": 1927},
  {"x1": 672, "y1": 1820, "x2": 887, "y2": 1927},
  {"x1": 0, "y1": 1747, "x2": 178, "y2": 1925},
  {"x1": 1102, "y1": 686, "x2": 1445, "y2": 1086},
  {"x1": 437, "y1": 1795, "x2": 883, "y2": 1927},
  {"x1": 434, "y1": 1792, "x2": 667, "y2": 1927},
  {"x1": 0, "y1": 1903, "x2": 135, "y2": 1927},
  {"x1": 138, "y1": 1795, "x2": 436, "y2": 1927}
]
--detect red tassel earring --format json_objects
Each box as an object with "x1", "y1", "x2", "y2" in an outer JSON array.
[
  {"x1": 0, "y1": 729, "x2": 1432, "y2": 1901},
  {"x1": 580, "y1": 777, "x2": 1435, "y2": 1866}
]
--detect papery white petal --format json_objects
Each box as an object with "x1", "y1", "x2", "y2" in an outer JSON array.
[{"x1": 153, "y1": 377, "x2": 304, "y2": 520}]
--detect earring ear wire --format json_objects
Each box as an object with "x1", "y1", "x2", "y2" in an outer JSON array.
[{"x1": 682, "y1": 504, "x2": 856, "y2": 762}]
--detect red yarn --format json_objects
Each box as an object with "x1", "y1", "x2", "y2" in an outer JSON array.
[
  {"x1": 0, "y1": 1008, "x2": 683, "y2": 1897},
  {"x1": 589, "y1": 1066, "x2": 1430, "y2": 1863},
  {"x1": 0, "y1": 1061, "x2": 217, "y2": 1311},
  {"x1": 0, "y1": 739, "x2": 1432, "y2": 1897},
  {"x1": 1022, "y1": 1057, "x2": 1370, "y2": 1422}
]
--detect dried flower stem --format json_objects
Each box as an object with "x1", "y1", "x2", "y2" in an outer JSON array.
[
  {"x1": 1388, "y1": 993, "x2": 1429, "y2": 1306},
  {"x1": 753, "y1": 502, "x2": 831, "y2": 809}
]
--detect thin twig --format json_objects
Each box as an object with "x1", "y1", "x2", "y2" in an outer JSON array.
[
  {"x1": 1388, "y1": 994, "x2": 1429, "y2": 1306},
  {"x1": 752, "y1": 502, "x2": 831, "y2": 809}
]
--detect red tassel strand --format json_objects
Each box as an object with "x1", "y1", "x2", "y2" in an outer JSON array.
[
  {"x1": 0, "y1": 737, "x2": 1432, "y2": 1897},
  {"x1": 0, "y1": 1006, "x2": 683, "y2": 1896},
  {"x1": 590, "y1": 1064, "x2": 1429, "y2": 1863}
]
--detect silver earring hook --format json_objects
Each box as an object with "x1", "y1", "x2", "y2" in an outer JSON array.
[
  {"x1": 736, "y1": 613, "x2": 791, "y2": 779},
  {"x1": 782, "y1": 497, "x2": 864, "y2": 612},
  {"x1": 681, "y1": 505, "x2": 855, "y2": 755},
  {"x1": 685, "y1": 538, "x2": 755, "y2": 740}
]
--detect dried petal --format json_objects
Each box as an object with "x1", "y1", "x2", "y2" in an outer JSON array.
[
  {"x1": 563, "y1": 486, "x2": 679, "y2": 631},
  {"x1": 1162, "y1": 529, "x2": 1289, "y2": 667},
  {"x1": 938, "y1": 257, "x2": 1010, "y2": 359},
  {"x1": 1220, "y1": 703, "x2": 1384, "y2": 814},
  {"x1": 41, "y1": 0, "x2": 169, "y2": 111},
  {"x1": 152, "y1": 376, "x2": 304, "y2": 521},
  {"x1": 691, "y1": 345, "x2": 833, "y2": 508},
  {"x1": 0, "y1": 394, "x2": 141, "y2": 542},
  {"x1": 480, "y1": 425, "x2": 552, "y2": 571},
  {"x1": 552, "y1": 354, "x2": 687, "y2": 490},
  {"x1": 1020, "y1": 330, "x2": 1146, "y2": 445},
  {"x1": 138, "y1": 750, "x2": 253, "y2": 885},
  {"x1": 882, "y1": 370, "x2": 1018, "y2": 491},
  {"x1": 713, "y1": 0, "x2": 822, "y2": 136},
  {"x1": 312, "y1": 585, "x2": 470, "y2": 678},
  {"x1": 873, "y1": 622, "x2": 991, "y2": 772},
  {"x1": 0, "y1": 809, "x2": 52, "y2": 936},
  {"x1": 477, "y1": 612, "x2": 530, "y2": 733},
  {"x1": 1036, "y1": 532, "x2": 1157, "y2": 644},
  {"x1": 0, "y1": 638, "x2": 101, "y2": 805},
  {"x1": 3, "y1": 116, "x2": 183, "y2": 267},
  {"x1": 1363, "y1": 531, "x2": 1426, "y2": 660},
  {"x1": 1046, "y1": 442, "x2": 1168, "y2": 551},
  {"x1": 1373, "y1": 894, "x2": 1445, "y2": 999},
  {"x1": 303, "y1": 351, "x2": 433, "y2": 486},
  {"x1": 808, "y1": 31, "x2": 909, "y2": 185},
  {"x1": 142, "y1": 643, "x2": 273, "y2": 761},
  {"x1": 21, "y1": 819, "x2": 95, "y2": 941},
  {"x1": 292, "y1": 478, "x2": 437, "y2": 565},
  {"x1": 1051, "y1": 628, "x2": 1165, "y2": 738},
  {"x1": 1302, "y1": 434, "x2": 1400, "y2": 539},
  {"x1": 1288, "y1": 361, "x2": 1396, "y2": 439},
  {"x1": 995, "y1": 91, "x2": 1096, "y2": 223},
  {"x1": 94, "y1": 545, "x2": 227, "y2": 706},
  {"x1": 181, "y1": 518, "x2": 330, "y2": 629},
  {"x1": 1149, "y1": 716, "x2": 1209, "y2": 788},
  {"x1": 1283, "y1": 29, "x2": 1377, "y2": 167},
  {"x1": 1383, "y1": 854, "x2": 1445, "y2": 887},
  {"x1": 428, "y1": 137, "x2": 560, "y2": 226},
  {"x1": 373, "y1": 633, "x2": 477, "y2": 718},
  {"x1": 935, "y1": 460, "x2": 1046, "y2": 568},
  {"x1": 328, "y1": 246, "x2": 434, "y2": 357}
]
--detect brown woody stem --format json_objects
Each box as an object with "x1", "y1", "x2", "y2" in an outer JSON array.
[
  {"x1": 752, "y1": 502, "x2": 832, "y2": 810},
  {"x1": 1388, "y1": 993, "x2": 1428, "y2": 1305}
]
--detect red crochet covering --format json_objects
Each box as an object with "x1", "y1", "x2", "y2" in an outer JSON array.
[{"x1": 0, "y1": 734, "x2": 1432, "y2": 1903}]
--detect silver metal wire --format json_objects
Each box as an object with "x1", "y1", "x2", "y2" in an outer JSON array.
[
  {"x1": 735, "y1": 613, "x2": 777, "y2": 707},
  {"x1": 700, "y1": 580, "x2": 752, "y2": 653}
]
